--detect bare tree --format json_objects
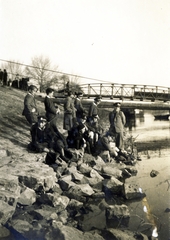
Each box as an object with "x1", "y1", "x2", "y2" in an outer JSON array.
[{"x1": 25, "y1": 55, "x2": 58, "y2": 92}]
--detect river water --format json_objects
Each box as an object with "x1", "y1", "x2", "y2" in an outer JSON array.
[{"x1": 100, "y1": 109, "x2": 170, "y2": 240}]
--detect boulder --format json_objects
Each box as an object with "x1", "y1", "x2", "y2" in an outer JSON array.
[
  {"x1": 18, "y1": 187, "x2": 36, "y2": 206},
  {"x1": 31, "y1": 209, "x2": 58, "y2": 221},
  {"x1": 83, "y1": 176, "x2": 103, "y2": 191},
  {"x1": 78, "y1": 163, "x2": 92, "y2": 175},
  {"x1": 103, "y1": 177, "x2": 123, "y2": 195},
  {"x1": 123, "y1": 183, "x2": 146, "y2": 200},
  {"x1": 106, "y1": 204, "x2": 130, "y2": 228},
  {"x1": 37, "y1": 192, "x2": 70, "y2": 211},
  {"x1": 102, "y1": 228, "x2": 148, "y2": 240},
  {"x1": 77, "y1": 204, "x2": 106, "y2": 231},
  {"x1": 0, "y1": 200, "x2": 16, "y2": 224},
  {"x1": 65, "y1": 184, "x2": 94, "y2": 202},
  {"x1": 0, "y1": 161, "x2": 57, "y2": 191},
  {"x1": 102, "y1": 164, "x2": 123, "y2": 179},
  {"x1": 58, "y1": 175, "x2": 76, "y2": 191}
]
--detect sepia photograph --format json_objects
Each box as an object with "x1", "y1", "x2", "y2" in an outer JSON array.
[{"x1": 0, "y1": 0, "x2": 169, "y2": 239}]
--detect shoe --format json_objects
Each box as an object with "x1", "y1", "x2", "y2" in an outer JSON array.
[
  {"x1": 137, "y1": 156, "x2": 142, "y2": 161},
  {"x1": 119, "y1": 151, "x2": 128, "y2": 159}
]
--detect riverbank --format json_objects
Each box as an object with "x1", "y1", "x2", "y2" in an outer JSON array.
[{"x1": 0, "y1": 86, "x2": 167, "y2": 239}]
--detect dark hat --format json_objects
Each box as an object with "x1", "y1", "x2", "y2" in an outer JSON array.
[
  {"x1": 28, "y1": 85, "x2": 38, "y2": 92},
  {"x1": 67, "y1": 91, "x2": 74, "y2": 96},
  {"x1": 76, "y1": 92, "x2": 83, "y2": 97},
  {"x1": 94, "y1": 96, "x2": 102, "y2": 102},
  {"x1": 92, "y1": 114, "x2": 99, "y2": 119},
  {"x1": 46, "y1": 88, "x2": 54, "y2": 94},
  {"x1": 38, "y1": 116, "x2": 47, "y2": 122},
  {"x1": 113, "y1": 102, "x2": 121, "y2": 107},
  {"x1": 78, "y1": 123, "x2": 85, "y2": 131}
]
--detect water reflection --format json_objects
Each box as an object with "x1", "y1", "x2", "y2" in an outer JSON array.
[{"x1": 99, "y1": 109, "x2": 170, "y2": 239}]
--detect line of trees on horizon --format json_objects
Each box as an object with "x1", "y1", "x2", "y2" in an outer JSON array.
[{"x1": 0, "y1": 55, "x2": 82, "y2": 93}]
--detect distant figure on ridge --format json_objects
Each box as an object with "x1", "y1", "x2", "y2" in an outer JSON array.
[
  {"x1": 0, "y1": 69, "x2": 3, "y2": 85},
  {"x1": 22, "y1": 85, "x2": 39, "y2": 125},
  {"x1": 3, "y1": 69, "x2": 8, "y2": 86}
]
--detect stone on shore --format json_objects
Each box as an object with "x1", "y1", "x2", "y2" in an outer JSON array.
[
  {"x1": 123, "y1": 183, "x2": 146, "y2": 199},
  {"x1": 106, "y1": 204, "x2": 130, "y2": 228},
  {"x1": 18, "y1": 187, "x2": 36, "y2": 206},
  {"x1": 103, "y1": 177, "x2": 124, "y2": 195}
]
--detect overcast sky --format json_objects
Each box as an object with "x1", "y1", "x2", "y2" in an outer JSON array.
[{"x1": 0, "y1": 0, "x2": 170, "y2": 87}]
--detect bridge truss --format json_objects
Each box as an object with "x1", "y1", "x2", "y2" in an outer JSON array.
[{"x1": 80, "y1": 83, "x2": 170, "y2": 102}]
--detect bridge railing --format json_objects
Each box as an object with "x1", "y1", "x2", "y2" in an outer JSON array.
[{"x1": 80, "y1": 83, "x2": 170, "y2": 102}]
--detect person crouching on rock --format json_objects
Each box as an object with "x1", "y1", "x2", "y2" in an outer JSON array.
[
  {"x1": 94, "y1": 132, "x2": 119, "y2": 159},
  {"x1": 28, "y1": 116, "x2": 50, "y2": 153},
  {"x1": 46, "y1": 123, "x2": 73, "y2": 164}
]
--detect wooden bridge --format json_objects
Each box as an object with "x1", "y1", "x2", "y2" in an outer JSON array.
[
  {"x1": 78, "y1": 83, "x2": 170, "y2": 111},
  {"x1": 47, "y1": 83, "x2": 170, "y2": 111},
  {"x1": 80, "y1": 83, "x2": 170, "y2": 102}
]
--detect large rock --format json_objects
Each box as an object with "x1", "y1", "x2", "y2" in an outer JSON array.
[
  {"x1": 102, "y1": 164, "x2": 123, "y2": 179},
  {"x1": 102, "y1": 228, "x2": 148, "y2": 240},
  {"x1": 106, "y1": 204, "x2": 130, "y2": 228},
  {"x1": 103, "y1": 177, "x2": 123, "y2": 195},
  {"x1": 37, "y1": 192, "x2": 70, "y2": 211},
  {"x1": 78, "y1": 163, "x2": 92, "y2": 175},
  {"x1": 0, "y1": 161, "x2": 57, "y2": 191},
  {"x1": 18, "y1": 187, "x2": 36, "y2": 206},
  {"x1": 123, "y1": 183, "x2": 146, "y2": 199},
  {"x1": 58, "y1": 175, "x2": 76, "y2": 191},
  {"x1": 65, "y1": 184, "x2": 94, "y2": 202},
  {"x1": 0, "y1": 173, "x2": 20, "y2": 224},
  {"x1": 0, "y1": 200, "x2": 16, "y2": 224},
  {"x1": 76, "y1": 204, "x2": 106, "y2": 231}
]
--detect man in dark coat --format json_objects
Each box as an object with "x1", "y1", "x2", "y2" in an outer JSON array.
[
  {"x1": 88, "y1": 96, "x2": 101, "y2": 121},
  {"x1": 22, "y1": 85, "x2": 39, "y2": 125},
  {"x1": 44, "y1": 88, "x2": 60, "y2": 123},
  {"x1": 74, "y1": 92, "x2": 86, "y2": 123},
  {"x1": 109, "y1": 102, "x2": 126, "y2": 152},
  {"x1": 63, "y1": 91, "x2": 76, "y2": 131},
  {"x1": 29, "y1": 116, "x2": 50, "y2": 152}
]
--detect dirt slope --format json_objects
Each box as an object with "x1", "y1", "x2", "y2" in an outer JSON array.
[{"x1": 0, "y1": 86, "x2": 54, "y2": 155}]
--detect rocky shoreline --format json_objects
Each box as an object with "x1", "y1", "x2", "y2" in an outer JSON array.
[
  {"x1": 0, "y1": 87, "x2": 149, "y2": 240},
  {"x1": 0, "y1": 142, "x2": 149, "y2": 240}
]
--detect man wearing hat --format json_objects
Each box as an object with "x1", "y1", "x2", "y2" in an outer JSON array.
[
  {"x1": 63, "y1": 91, "x2": 76, "y2": 131},
  {"x1": 22, "y1": 85, "x2": 39, "y2": 125},
  {"x1": 74, "y1": 92, "x2": 86, "y2": 123},
  {"x1": 88, "y1": 96, "x2": 101, "y2": 122},
  {"x1": 44, "y1": 88, "x2": 60, "y2": 123},
  {"x1": 29, "y1": 116, "x2": 50, "y2": 152},
  {"x1": 109, "y1": 102, "x2": 126, "y2": 153}
]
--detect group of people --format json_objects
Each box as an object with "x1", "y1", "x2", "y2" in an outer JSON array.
[{"x1": 22, "y1": 85, "x2": 127, "y2": 164}]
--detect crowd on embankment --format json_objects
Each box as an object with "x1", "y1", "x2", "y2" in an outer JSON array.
[{"x1": 22, "y1": 84, "x2": 141, "y2": 166}]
